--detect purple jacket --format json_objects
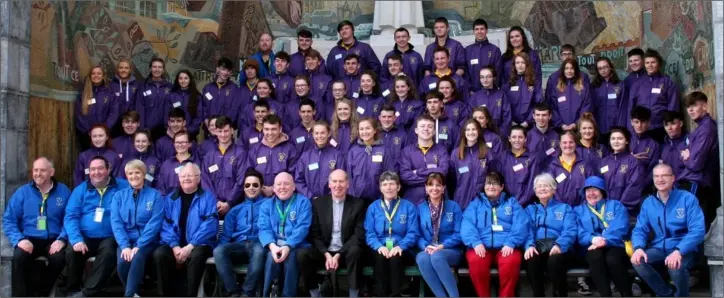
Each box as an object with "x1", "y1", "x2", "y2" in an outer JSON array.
[
  {"x1": 195, "y1": 138, "x2": 218, "y2": 159},
  {"x1": 381, "y1": 45, "x2": 425, "y2": 86},
  {"x1": 627, "y1": 73, "x2": 681, "y2": 129},
  {"x1": 331, "y1": 122, "x2": 354, "y2": 156},
  {"x1": 545, "y1": 70, "x2": 591, "y2": 104},
  {"x1": 500, "y1": 150, "x2": 541, "y2": 207},
  {"x1": 74, "y1": 85, "x2": 120, "y2": 135},
  {"x1": 288, "y1": 125, "x2": 314, "y2": 154},
  {"x1": 680, "y1": 114, "x2": 718, "y2": 186},
  {"x1": 591, "y1": 79, "x2": 627, "y2": 133},
  {"x1": 630, "y1": 132, "x2": 662, "y2": 183},
  {"x1": 449, "y1": 146, "x2": 498, "y2": 209},
  {"x1": 443, "y1": 99, "x2": 471, "y2": 126},
  {"x1": 111, "y1": 135, "x2": 134, "y2": 160},
  {"x1": 288, "y1": 94, "x2": 326, "y2": 122},
  {"x1": 239, "y1": 126, "x2": 263, "y2": 150},
  {"x1": 503, "y1": 78, "x2": 544, "y2": 127},
  {"x1": 166, "y1": 89, "x2": 203, "y2": 136},
  {"x1": 294, "y1": 144, "x2": 344, "y2": 199},
  {"x1": 352, "y1": 93, "x2": 385, "y2": 119},
  {"x1": 546, "y1": 157, "x2": 596, "y2": 206},
  {"x1": 155, "y1": 155, "x2": 198, "y2": 196},
  {"x1": 419, "y1": 73, "x2": 469, "y2": 100},
  {"x1": 576, "y1": 143, "x2": 609, "y2": 169},
  {"x1": 345, "y1": 139, "x2": 397, "y2": 200},
  {"x1": 120, "y1": 149, "x2": 161, "y2": 186},
  {"x1": 483, "y1": 129, "x2": 505, "y2": 158},
  {"x1": 307, "y1": 68, "x2": 333, "y2": 103},
  {"x1": 136, "y1": 79, "x2": 172, "y2": 131},
  {"x1": 237, "y1": 98, "x2": 283, "y2": 130},
  {"x1": 110, "y1": 75, "x2": 139, "y2": 113},
  {"x1": 200, "y1": 143, "x2": 248, "y2": 205},
  {"x1": 500, "y1": 49, "x2": 542, "y2": 88},
  {"x1": 469, "y1": 87, "x2": 512, "y2": 135},
  {"x1": 621, "y1": 69, "x2": 646, "y2": 128},
  {"x1": 246, "y1": 136, "x2": 299, "y2": 187},
  {"x1": 380, "y1": 126, "x2": 409, "y2": 169},
  {"x1": 549, "y1": 78, "x2": 592, "y2": 127},
  {"x1": 74, "y1": 147, "x2": 122, "y2": 187},
  {"x1": 661, "y1": 134, "x2": 687, "y2": 179},
  {"x1": 410, "y1": 113, "x2": 459, "y2": 152},
  {"x1": 200, "y1": 81, "x2": 245, "y2": 127},
  {"x1": 326, "y1": 39, "x2": 382, "y2": 80},
  {"x1": 599, "y1": 152, "x2": 645, "y2": 215},
  {"x1": 342, "y1": 72, "x2": 362, "y2": 99},
  {"x1": 399, "y1": 143, "x2": 450, "y2": 205},
  {"x1": 154, "y1": 135, "x2": 196, "y2": 161},
  {"x1": 423, "y1": 37, "x2": 466, "y2": 72},
  {"x1": 269, "y1": 72, "x2": 296, "y2": 104},
  {"x1": 526, "y1": 127, "x2": 560, "y2": 165},
  {"x1": 289, "y1": 50, "x2": 327, "y2": 78},
  {"x1": 465, "y1": 39, "x2": 503, "y2": 91},
  {"x1": 392, "y1": 99, "x2": 425, "y2": 131}
]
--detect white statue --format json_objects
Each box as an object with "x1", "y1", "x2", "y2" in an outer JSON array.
[{"x1": 372, "y1": 0, "x2": 425, "y2": 36}]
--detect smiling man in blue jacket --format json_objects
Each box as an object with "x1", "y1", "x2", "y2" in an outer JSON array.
[
  {"x1": 631, "y1": 163, "x2": 705, "y2": 297},
  {"x1": 64, "y1": 156, "x2": 130, "y2": 297},
  {"x1": 3, "y1": 157, "x2": 71, "y2": 297}
]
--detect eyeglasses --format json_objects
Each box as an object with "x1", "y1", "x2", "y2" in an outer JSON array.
[
  {"x1": 174, "y1": 141, "x2": 190, "y2": 145},
  {"x1": 244, "y1": 183, "x2": 260, "y2": 188}
]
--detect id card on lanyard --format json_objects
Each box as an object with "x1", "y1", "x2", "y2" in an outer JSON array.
[
  {"x1": 95, "y1": 188, "x2": 107, "y2": 223},
  {"x1": 382, "y1": 199, "x2": 401, "y2": 250},
  {"x1": 38, "y1": 192, "x2": 49, "y2": 230},
  {"x1": 275, "y1": 195, "x2": 296, "y2": 240},
  {"x1": 491, "y1": 206, "x2": 503, "y2": 232}
]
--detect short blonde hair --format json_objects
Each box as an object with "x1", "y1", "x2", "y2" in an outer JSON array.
[
  {"x1": 124, "y1": 159, "x2": 147, "y2": 175},
  {"x1": 533, "y1": 173, "x2": 557, "y2": 191}
]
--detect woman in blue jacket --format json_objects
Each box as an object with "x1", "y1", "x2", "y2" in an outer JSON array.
[
  {"x1": 110, "y1": 159, "x2": 165, "y2": 297},
  {"x1": 415, "y1": 173, "x2": 463, "y2": 297},
  {"x1": 462, "y1": 171, "x2": 529, "y2": 297},
  {"x1": 574, "y1": 176, "x2": 632, "y2": 297},
  {"x1": 365, "y1": 171, "x2": 419, "y2": 297},
  {"x1": 524, "y1": 173, "x2": 578, "y2": 297}
]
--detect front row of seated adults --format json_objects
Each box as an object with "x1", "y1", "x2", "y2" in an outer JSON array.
[{"x1": 4, "y1": 156, "x2": 706, "y2": 297}]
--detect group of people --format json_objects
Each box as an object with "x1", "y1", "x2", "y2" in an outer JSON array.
[{"x1": 4, "y1": 16, "x2": 718, "y2": 298}]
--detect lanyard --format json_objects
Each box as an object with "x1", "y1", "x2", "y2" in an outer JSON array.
[
  {"x1": 275, "y1": 195, "x2": 296, "y2": 236},
  {"x1": 492, "y1": 207, "x2": 498, "y2": 225},
  {"x1": 40, "y1": 192, "x2": 49, "y2": 215},
  {"x1": 587, "y1": 203, "x2": 608, "y2": 228},
  {"x1": 382, "y1": 199, "x2": 402, "y2": 237},
  {"x1": 97, "y1": 187, "x2": 107, "y2": 206},
  {"x1": 429, "y1": 200, "x2": 444, "y2": 243}
]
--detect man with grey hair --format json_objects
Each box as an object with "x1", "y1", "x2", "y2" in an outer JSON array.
[
  {"x1": 3, "y1": 157, "x2": 71, "y2": 296},
  {"x1": 297, "y1": 169, "x2": 366, "y2": 297}
]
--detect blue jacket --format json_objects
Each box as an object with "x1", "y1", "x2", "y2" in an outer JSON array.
[
  {"x1": 461, "y1": 193, "x2": 529, "y2": 250},
  {"x1": 218, "y1": 196, "x2": 268, "y2": 245},
  {"x1": 239, "y1": 51, "x2": 275, "y2": 81},
  {"x1": 417, "y1": 199, "x2": 463, "y2": 250},
  {"x1": 3, "y1": 180, "x2": 71, "y2": 247},
  {"x1": 110, "y1": 185, "x2": 165, "y2": 249},
  {"x1": 525, "y1": 198, "x2": 578, "y2": 253},
  {"x1": 632, "y1": 190, "x2": 705, "y2": 255},
  {"x1": 257, "y1": 194, "x2": 312, "y2": 249},
  {"x1": 365, "y1": 198, "x2": 419, "y2": 250},
  {"x1": 160, "y1": 188, "x2": 219, "y2": 248},
  {"x1": 65, "y1": 178, "x2": 130, "y2": 245},
  {"x1": 574, "y1": 199, "x2": 629, "y2": 248}
]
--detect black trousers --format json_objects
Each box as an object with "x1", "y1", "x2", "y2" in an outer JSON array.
[
  {"x1": 372, "y1": 249, "x2": 413, "y2": 297},
  {"x1": 586, "y1": 246, "x2": 633, "y2": 297},
  {"x1": 526, "y1": 251, "x2": 569, "y2": 297},
  {"x1": 153, "y1": 245, "x2": 213, "y2": 297},
  {"x1": 296, "y1": 246, "x2": 362, "y2": 294},
  {"x1": 65, "y1": 237, "x2": 118, "y2": 296},
  {"x1": 12, "y1": 238, "x2": 66, "y2": 297}
]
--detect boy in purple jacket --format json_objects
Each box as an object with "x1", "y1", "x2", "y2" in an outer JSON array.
[
  {"x1": 661, "y1": 111, "x2": 687, "y2": 179},
  {"x1": 424, "y1": 17, "x2": 466, "y2": 77},
  {"x1": 629, "y1": 106, "x2": 661, "y2": 187},
  {"x1": 112, "y1": 111, "x2": 141, "y2": 160},
  {"x1": 526, "y1": 103, "x2": 559, "y2": 166},
  {"x1": 326, "y1": 20, "x2": 381, "y2": 80},
  {"x1": 399, "y1": 115, "x2": 450, "y2": 204}
]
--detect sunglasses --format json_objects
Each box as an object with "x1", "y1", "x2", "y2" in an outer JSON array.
[{"x1": 244, "y1": 183, "x2": 260, "y2": 188}]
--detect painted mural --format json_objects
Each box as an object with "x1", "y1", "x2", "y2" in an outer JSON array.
[{"x1": 30, "y1": 0, "x2": 715, "y2": 103}]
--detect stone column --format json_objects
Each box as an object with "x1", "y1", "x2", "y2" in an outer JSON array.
[{"x1": 0, "y1": 1, "x2": 32, "y2": 296}]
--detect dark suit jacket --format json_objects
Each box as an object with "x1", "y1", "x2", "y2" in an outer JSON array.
[{"x1": 309, "y1": 194, "x2": 366, "y2": 254}]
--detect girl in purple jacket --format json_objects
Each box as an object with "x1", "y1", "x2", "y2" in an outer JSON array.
[
  {"x1": 549, "y1": 59, "x2": 592, "y2": 131},
  {"x1": 167, "y1": 70, "x2": 202, "y2": 137},
  {"x1": 74, "y1": 124, "x2": 122, "y2": 186},
  {"x1": 345, "y1": 118, "x2": 397, "y2": 201},
  {"x1": 137, "y1": 58, "x2": 172, "y2": 140},
  {"x1": 389, "y1": 76, "x2": 424, "y2": 132},
  {"x1": 330, "y1": 98, "x2": 359, "y2": 157},
  {"x1": 500, "y1": 126, "x2": 541, "y2": 207},
  {"x1": 546, "y1": 131, "x2": 596, "y2": 206},
  {"x1": 500, "y1": 26, "x2": 542, "y2": 85},
  {"x1": 450, "y1": 119, "x2": 497, "y2": 209},
  {"x1": 75, "y1": 66, "x2": 120, "y2": 150},
  {"x1": 576, "y1": 113, "x2": 609, "y2": 169},
  {"x1": 504, "y1": 52, "x2": 543, "y2": 128},
  {"x1": 599, "y1": 127, "x2": 645, "y2": 216},
  {"x1": 120, "y1": 131, "x2": 161, "y2": 187},
  {"x1": 471, "y1": 107, "x2": 505, "y2": 158},
  {"x1": 469, "y1": 66, "x2": 512, "y2": 136}
]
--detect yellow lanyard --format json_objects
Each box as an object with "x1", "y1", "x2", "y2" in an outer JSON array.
[
  {"x1": 40, "y1": 192, "x2": 49, "y2": 215},
  {"x1": 492, "y1": 207, "x2": 498, "y2": 225},
  {"x1": 382, "y1": 199, "x2": 402, "y2": 237},
  {"x1": 587, "y1": 203, "x2": 608, "y2": 228},
  {"x1": 97, "y1": 187, "x2": 108, "y2": 207}
]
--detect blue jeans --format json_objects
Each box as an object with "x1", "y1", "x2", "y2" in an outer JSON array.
[
  {"x1": 213, "y1": 240, "x2": 265, "y2": 296},
  {"x1": 116, "y1": 244, "x2": 157, "y2": 297},
  {"x1": 416, "y1": 248, "x2": 462, "y2": 297},
  {"x1": 633, "y1": 248, "x2": 697, "y2": 297},
  {"x1": 263, "y1": 247, "x2": 301, "y2": 297}
]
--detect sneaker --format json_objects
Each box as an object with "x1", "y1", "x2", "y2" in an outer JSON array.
[
  {"x1": 577, "y1": 279, "x2": 593, "y2": 296},
  {"x1": 631, "y1": 283, "x2": 643, "y2": 297}
]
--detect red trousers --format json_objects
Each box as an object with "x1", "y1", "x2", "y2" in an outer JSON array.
[{"x1": 466, "y1": 248, "x2": 522, "y2": 297}]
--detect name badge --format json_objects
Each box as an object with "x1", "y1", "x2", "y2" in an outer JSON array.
[
  {"x1": 658, "y1": 159, "x2": 664, "y2": 164},
  {"x1": 89, "y1": 98, "x2": 96, "y2": 105},
  {"x1": 257, "y1": 156, "x2": 267, "y2": 164},
  {"x1": 94, "y1": 207, "x2": 104, "y2": 223},
  {"x1": 513, "y1": 163, "x2": 524, "y2": 172},
  {"x1": 492, "y1": 224, "x2": 503, "y2": 232},
  {"x1": 428, "y1": 82, "x2": 437, "y2": 90},
  {"x1": 438, "y1": 133, "x2": 448, "y2": 140},
  {"x1": 486, "y1": 142, "x2": 493, "y2": 148},
  {"x1": 382, "y1": 89, "x2": 390, "y2": 97},
  {"x1": 352, "y1": 92, "x2": 359, "y2": 98},
  {"x1": 144, "y1": 90, "x2": 152, "y2": 96},
  {"x1": 426, "y1": 164, "x2": 437, "y2": 169},
  {"x1": 372, "y1": 155, "x2": 383, "y2": 163},
  {"x1": 208, "y1": 164, "x2": 219, "y2": 173},
  {"x1": 174, "y1": 166, "x2": 183, "y2": 174},
  {"x1": 546, "y1": 148, "x2": 556, "y2": 156},
  {"x1": 330, "y1": 139, "x2": 338, "y2": 147},
  {"x1": 510, "y1": 86, "x2": 519, "y2": 91},
  {"x1": 651, "y1": 88, "x2": 661, "y2": 94},
  {"x1": 249, "y1": 137, "x2": 259, "y2": 144},
  {"x1": 296, "y1": 136, "x2": 306, "y2": 143},
  {"x1": 356, "y1": 106, "x2": 365, "y2": 115},
  {"x1": 458, "y1": 166, "x2": 469, "y2": 174},
  {"x1": 115, "y1": 92, "x2": 121, "y2": 96},
  {"x1": 607, "y1": 93, "x2": 617, "y2": 99},
  {"x1": 557, "y1": 96, "x2": 566, "y2": 103},
  {"x1": 470, "y1": 59, "x2": 479, "y2": 65},
  {"x1": 145, "y1": 174, "x2": 154, "y2": 182},
  {"x1": 118, "y1": 154, "x2": 123, "y2": 159},
  {"x1": 84, "y1": 168, "x2": 90, "y2": 175},
  {"x1": 395, "y1": 111, "x2": 400, "y2": 117},
  {"x1": 173, "y1": 101, "x2": 181, "y2": 108},
  {"x1": 252, "y1": 95, "x2": 258, "y2": 101},
  {"x1": 37, "y1": 216, "x2": 47, "y2": 230},
  {"x1": 555, "y1": 173, "x2": 567, "y2": 183},
  {"x1": 335, "y1": 54, "x2": 342, "y2": 60},
  {"x1": 205, "y1": 92, "x2": 213, "y2": 100},
  {"x1": 600, "y1": 165, "x2": 609, "y2": 174},
  {"x1": 308, "y1": 163, "x2": 319, "y2": 171}
]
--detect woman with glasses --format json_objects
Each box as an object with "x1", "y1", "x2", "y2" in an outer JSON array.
[
  {"x1": 213, "y1": 169, "x2": 268, "y2": 297},
  {"x1": 470, "y1": 66, "x2": 512, "y2": 136},
  {"x1": 462, "y1": 171, "x2": 529, "y2": 297},
  {"x1": 591, "y1": 57, "x2": 626, "y2": 135},
  {"x1": 155, "y1": 131, "x2": 197, "y2": 195}
]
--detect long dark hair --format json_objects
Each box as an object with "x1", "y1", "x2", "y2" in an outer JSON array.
[
  {"x1": 437, "y1": 76, "x2": 459, "y2": 101},
  {"x1": 591, "y1": 57, "x2": 621, "y2": 87},
  {"x1": 172, "y1": 70, "x2": 200, "y2": 118},
  {"x1": 502, "y1": 26, "x2": 533, "y2": 61},
  {"x1": 456, "y1": 119, "x2": 488, "y2": 161},
  {"x1": 360, "y1": 70, "x2": 381, "y2": 96},
  {"x1": 389, "y1": 76, "x2": 418, "y2": 102}
]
